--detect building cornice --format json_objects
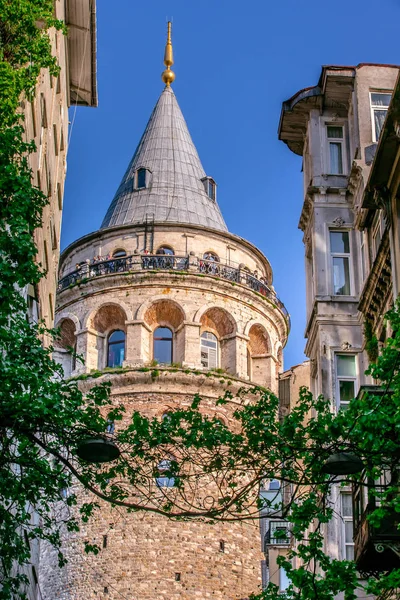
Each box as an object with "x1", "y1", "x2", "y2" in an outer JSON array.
[{"x1": 66, "y1": 0, "x2": 98, "y2": 107}]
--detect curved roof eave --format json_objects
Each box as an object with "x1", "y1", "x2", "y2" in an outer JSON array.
[{"x1": 278, "y1": 86, "x2": 321, "y2": 156}]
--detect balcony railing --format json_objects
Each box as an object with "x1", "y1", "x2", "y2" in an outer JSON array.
[
  {"x1": 58, "y1": 255, "x2": 188, "y2": 289},
  {"x1": 264, "y1": 521, "x2": 291, "y2": 549},
  {"x1": 58, "y1": 254, "x2": 290, "y2": 328},
  {"x1": 353, "y1": 466, "x2": 400, "y2": 575},
  {"x1": 354, "y1": 504, "x2": 400, "y2": 574}
]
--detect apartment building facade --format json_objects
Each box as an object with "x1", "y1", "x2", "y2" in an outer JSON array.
[
  {"x1": 278, "y1": 63, "x2": 399, "y2": 576},
  {"x1": 17, "y1": 1, "x2": 97, "y2": 597},
  {"x1": 24, "y1": 0, "x2": 97, "y2": 330}
]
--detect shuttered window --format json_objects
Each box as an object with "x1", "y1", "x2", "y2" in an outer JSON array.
[
  {"x1": 279, "y1": 377, "x2": 291, "y2": 408},
  {"x1": 200, "y1": 332, "x2": 218, "y2": 369}
]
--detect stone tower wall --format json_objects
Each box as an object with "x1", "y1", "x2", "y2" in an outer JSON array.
[
  {"x1": 55, "y1": 224, "x2": 288, "y2": 391},
  {"x1": 41, "y1": 224, "x2": 289, "y2": 599},
  {"x1": 39, "y1": 374, "x2": 266, "y2": 600}
]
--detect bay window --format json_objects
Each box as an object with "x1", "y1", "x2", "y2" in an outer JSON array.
[
  {"x1": 327, "y1": 125, "x2": 344, "y2": 174},
  {"x1": 370, "y1": 91, "x2": 391, "y2": 142},
  {"x1": 330, "y1": 230, "x2": 351, "y2": 295},
  {"x1": 336, "y1": 354, "x2": 357, "y2": 411}
]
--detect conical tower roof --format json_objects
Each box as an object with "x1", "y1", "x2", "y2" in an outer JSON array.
[{"x1": 101, "y1": 86, "x2": 227, "y2": 232}]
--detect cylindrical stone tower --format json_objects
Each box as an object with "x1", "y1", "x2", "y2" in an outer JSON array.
[{"x1": 40, "y1": 27, "x2": 290, "y2": 600}]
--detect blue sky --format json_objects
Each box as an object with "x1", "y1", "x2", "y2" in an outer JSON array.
[{"x1": 62, "y1": 0, "x2": 400, "y2": 369}]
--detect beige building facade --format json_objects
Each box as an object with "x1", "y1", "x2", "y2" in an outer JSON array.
[
  {"x1": 358, "y1": 71, "x2": 400, "y2": 340},
  {"x1": 18, "y1": 1, "x2": 97, "y2": 598},
  {"x1": 279, "y1": 63, "x2": 399, "y2": 585},
  {"x1": 259, "y1": 360, "x2": 310, "y2": 593},
  {"x1": 39, "y1": 32, "x2": 291, "y2": 599},
  {"x1": 279, "y1": 63, "x2": 398, "y2": 407},
  {"x1": 24, "y1": 0, "x2": 97, "y2": 330}
]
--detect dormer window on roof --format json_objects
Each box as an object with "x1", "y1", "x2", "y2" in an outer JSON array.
[
  {"x1": 202, "y1": 177, "x2": 216, "y2": 202},
  {"x1": 136, "y1": 168, "x2": 147, "y2": 190},
  {"x1": 100, "y1": 73, "x2": 227, "y2": 231}
]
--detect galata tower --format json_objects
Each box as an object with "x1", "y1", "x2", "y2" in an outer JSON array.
[{"x1": 41, "y1": 24, "x2": 290, "y2": 600}]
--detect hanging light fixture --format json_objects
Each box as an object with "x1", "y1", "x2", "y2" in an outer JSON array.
[
  {"x1": 76, "y1": 438, "x2": 120, "y2": 463},
  {"x1": 321, "y1": 452, "x2": 364, "y2": 476}
]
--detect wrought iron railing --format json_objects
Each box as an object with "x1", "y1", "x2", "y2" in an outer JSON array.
[
  {"x1": 264, "y1": 520, "x2": 291, "y2": 548},
  {"x1": 141, "y1": 255, "x2": 188, "y2": 271},
  {"x1": 58, "y1": 254, "x2": 290, "y2": 327}
]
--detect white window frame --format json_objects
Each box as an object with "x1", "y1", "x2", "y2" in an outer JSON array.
[
  {"x1": 340, "y1": 491, "x2": 354, "y2": 561},
  {"x1": 370, "y1": 91, "x2": 392, "y2": 143},
  {"x1": 329, "y1": 229, "x2": 353, "y2": 296},
  {"x1": 335, "y1": 353, "x2": 358, "y2": 411},
  {"x1": 200, "y1": 331, "x2": 218, "y2": 369},
  {"x1": 324, "y1": 122, "x2": 347, "y2": 175}
]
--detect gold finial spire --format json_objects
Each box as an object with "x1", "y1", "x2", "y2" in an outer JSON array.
[{"x1": 162, "y1": 21, "x2": 175, "y2": 87}]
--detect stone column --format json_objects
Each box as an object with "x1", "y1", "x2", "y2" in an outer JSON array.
[
  {"x1": 251, "y1": 354, "x2": 274, "y2": 388},
  {"x1": 74, "y1": 327, "x2": 105, "y2": 374},
  {"x1": 221, "y1": 333, "x2": 249, "y2": 378},
  {"x1": 181, "y1": 322, "x2": 201, "y2": 368},
  {"x1": 124, "y1": 320, "x2": 152, "y2": 365},
  {"x1": 187, "y1": 252, "x2": 199, "y2": 273},
  {"x1": 54, "y1": 348, "x2": 72, "y2": 378},
  {"x1": 234, "y1": 333, "x2": 250, "y2": 379}
]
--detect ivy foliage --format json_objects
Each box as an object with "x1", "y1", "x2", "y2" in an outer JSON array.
[{"x1": 364, "y1": 319, "x2": 379, "y2": 363}]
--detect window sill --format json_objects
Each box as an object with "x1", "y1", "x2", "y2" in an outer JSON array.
[{"x1": 330, "y1": 295, "x2": 358, "y2": 301}]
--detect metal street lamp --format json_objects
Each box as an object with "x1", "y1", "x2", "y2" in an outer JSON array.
[
  {"x1": 321, "y1": 452, "x2": 364, "y2": 476},
  {"x1": 77, "y1": 438, "x2": 120, "y2": 463}
]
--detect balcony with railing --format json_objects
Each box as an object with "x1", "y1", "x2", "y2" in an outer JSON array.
[
  {"x1": 264, "y1": 521, "x2": 291, "y2": 550},
  {"x1": 58, "y1": 254, "x2": 290, "y2": 328},
  {"x1": 353, "y1": 471, "x2": 400, "y2": 575}
]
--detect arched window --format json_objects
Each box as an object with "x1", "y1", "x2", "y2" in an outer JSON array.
[
  {"x1": 113, "y1": 249, "x2": 127, "y2": 258},
  {"x1": 200, "y1": 331, "x2": 218, "y2": 369},
  {"x1": 155, "y1": 459, "x2": 175, "y2": 488},
  {"x1": 107, "y1": 330, "x2": 125, "y2": 367},
  {"x1": 203, "y1": 252, "x2": 219, "y2": 262},
  {"x1": 106, "y1": 420, "x2": 115, "y2": 434},
  {"x1": 137, "y1": 168, "x2": 147, "y2": 189},
  {"x1": 153, "y1": 327, "x2": 173, "y2": 364},
  {"x1": 156, "y1": 246, "x2": 174, "y2": 255},
  {"x1": 268, "y1": 479, "x2": 281, "y2": 491}
]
